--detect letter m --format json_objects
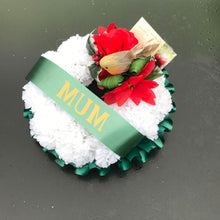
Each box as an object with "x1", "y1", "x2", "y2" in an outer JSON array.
[
  {"x1": 56, "y1": 81, "x2": 79, "y2": 106},
  {"x1": 86, "y1": 104, "x2": 110, "y2": 132}
]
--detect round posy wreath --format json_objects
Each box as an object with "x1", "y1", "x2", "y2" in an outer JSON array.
[{"x1": 22, "y1": 23, "x2": 176, "y2": 176}]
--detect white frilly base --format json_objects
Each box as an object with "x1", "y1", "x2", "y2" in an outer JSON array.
[{"x1": 22, "y1": 34, "x2": 173, "y2": 168}]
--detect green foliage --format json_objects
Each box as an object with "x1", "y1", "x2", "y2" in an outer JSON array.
[
  {"x1": 88, "y1": 62, "x2": 101, "y2": 79},
  {"x1": 129, "y1": 56, "x2": 151, "y2": 75},
  {"x1": 86, "y1": 34, "x2": 96, "y2": 56},
  {"x1": 97, "y1": 75, "x2": 124, "y2": 90},
  {"x1": 145, "y1": 71, "x2": 164, "y2": 81}
]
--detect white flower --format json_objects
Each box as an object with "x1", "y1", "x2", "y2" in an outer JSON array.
[{"x1": 22, "y1": 35, "x2": 172, "y2": 168}]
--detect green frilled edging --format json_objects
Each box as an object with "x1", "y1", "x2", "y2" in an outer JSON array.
[{"x1": 23, "y1": 69, "x2": 176, "y2": 176}]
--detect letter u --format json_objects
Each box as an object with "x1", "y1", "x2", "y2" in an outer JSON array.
[{"x1": 74, "y1": 93, "x2": 93, "y2": 115}]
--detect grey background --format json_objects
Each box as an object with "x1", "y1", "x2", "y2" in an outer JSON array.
[{"x1": 0, "y1": 0, "x2": 219, "y2": 219}]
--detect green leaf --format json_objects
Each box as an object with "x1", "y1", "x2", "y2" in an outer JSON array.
[
  {"x1": 86, "y1": 34, "x2": 96, "y2": 56},
  {"x1": 145, "y1": 71, "x2": 164, "y2": 81},
  {"x1": 129, "y1": 56, "x2": 151, "y2": 75},
  {"x1": 88, "y1": 62, "x2": 101, "y2": 79},
  {"x1": 97, "y1": 75, "x2": 124, "y2": 90}
]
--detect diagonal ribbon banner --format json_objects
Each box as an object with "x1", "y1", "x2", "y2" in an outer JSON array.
[{"x1": 26, "y1": 57, "x2": 144, "y2": 157}]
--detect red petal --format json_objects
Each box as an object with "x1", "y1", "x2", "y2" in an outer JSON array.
[
  {"x1": 141, "y1": 88, "x2": 157, "y2": 105},
  {"x1": 102, "y1": 93, "x2": 116, "y2": 105},
  {"x1": 141, "y1": 89, "x2": 156, "y2": 99},
  {"x1": 128, "y1": 75, "x2": 143, "y2": 86},
  {"x1": 98, "y1": 85, "x2": 104, "y2": 90},
  {"x1": 142, "y1": 89, "x2": 156, "y2": 99},
  {"x1": 142, "y1": 96, "x2": 156, "y2": 105},
  {"x1": 130, "y1": 92, "x2": 141, "y2": 105},
  {"x1": 111, "y1": 81, "x2": 129, "y2": 93},
  {"x1": 132, "y1": 82, "x2": 150, "y2": 97},
  {"x1": 100, "y1": 29, "x2": 124, "y2": 54},
  {"x1": 93, "y1": 24, "x2": 139, "y2": 56},
  {"x1": 115, "y1": 88, "x2": 132, "y2": 106},
  {"x1": 92, "y1": 35, "x2": 106, "y2": 56},
  {"x1": 107, "y1": 23, "x2": 117, "y2": 32},
  {"x1": 139, "y1": 61, "x2": 155, "y2": 78},
  {"x1": 98, "y1": 26, "x2": 107, "y2": 34},
  {"x1": 101, "y1": 80, "x2": 130, "y2": 106},
  {"x1": 140, "y1": 80, "x2": 159, "y2": 89},
  {"x1": 120, "y1": 29, "x2": 139, "y2": 50},
  {"x1": 134, "y1": 80, "x2": 157, "y2": 98},
  {"x1": 96, "y1": 27, "x2": 138, "y2": 55},
  {"x1": 98, "y1": 69, "x2": 111, "y2": 80}
]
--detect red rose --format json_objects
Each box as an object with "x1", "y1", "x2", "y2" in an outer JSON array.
[{"x1": 93, "y1": 23, "x2": 138, "y2": 56}]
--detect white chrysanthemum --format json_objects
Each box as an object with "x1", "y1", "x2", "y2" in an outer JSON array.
[{"x1": 22, "y1": 35, "x2": 172, "y2": 168}]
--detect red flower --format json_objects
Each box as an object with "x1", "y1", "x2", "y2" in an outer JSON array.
[
  {"x1": 93, "y1": 23, "x2": 138, "y2": 81},
  {"x1": 102, "y1": 61, "x2": 158, "y2": 106},
  {"x1": 98, "y1": 69, "x2": 112, "y2": 81},
  {"x1": 93, "y1": 23, "x2": 138, "y2": 56}
]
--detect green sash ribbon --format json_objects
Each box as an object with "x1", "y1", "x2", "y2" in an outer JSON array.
[{"x1": 26, "y1": 57, "x2": 143, "y2": 157}]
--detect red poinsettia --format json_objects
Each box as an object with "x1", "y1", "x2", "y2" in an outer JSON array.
[
  {"x1": 102, "y1": 61, "x2": 158, "y2": 106},
  {"x1": 93, "y1": 23, "x2": 138, "y2": 56}
]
